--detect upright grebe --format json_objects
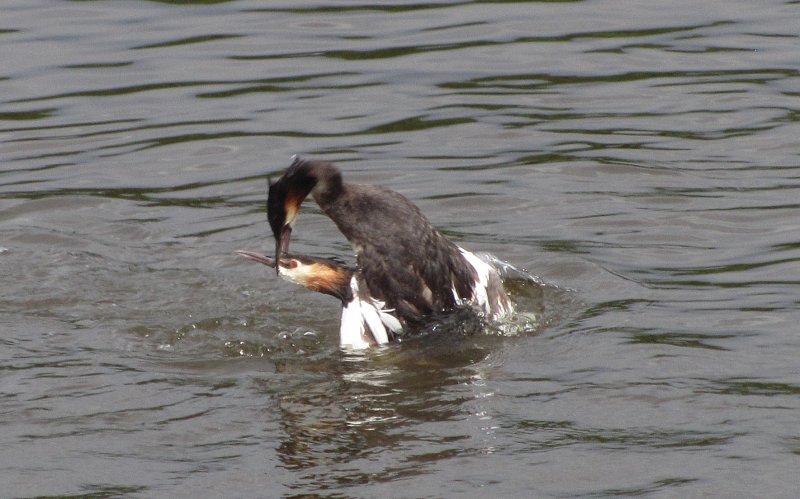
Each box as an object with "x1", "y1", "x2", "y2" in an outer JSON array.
[{"x1": 245, "y1": 157, "x2": 513, "y2": 348}]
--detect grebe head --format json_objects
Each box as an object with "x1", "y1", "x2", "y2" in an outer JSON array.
[
  {"x1": 268, "y1": 157, "x2": 343, "y2": 272},
  {"x1": 237, "y1": 250, "x2": 353, "y2": 302}
]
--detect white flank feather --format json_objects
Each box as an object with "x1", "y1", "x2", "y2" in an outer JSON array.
[
  {"x1": 338, "y1": 276, "x2": 395, "y2": 348},
  {"x1": 459, "y1": 247, "x2": 491, "y2": 312},
  {"x1": 340, "y1": 298, "x2": 371, "y2": 349},
  {"x1": 376, "y1": 301, "x2": 403, "y2": 334},
  {"x1": 360, "y1": 301, "x2": 389, "y2": 345},
  {"x1": 339, "y1": 276, "x2": 371, "y2": 349}
]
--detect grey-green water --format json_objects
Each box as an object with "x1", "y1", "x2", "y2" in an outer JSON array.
[{"x1": 2, "y1": 1, "x2": 800, "y2": 497}]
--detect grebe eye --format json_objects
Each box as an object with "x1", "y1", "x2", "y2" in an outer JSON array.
[{"x1": 289, "y1": 260, "x2": 299, "y2": 269}]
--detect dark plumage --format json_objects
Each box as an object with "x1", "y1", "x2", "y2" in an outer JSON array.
[{"x1": 257, "y1": 157, "x2": 514, "y2": 347}]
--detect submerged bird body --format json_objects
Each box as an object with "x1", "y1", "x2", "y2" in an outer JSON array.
[{"x1": 242, "y1": 157, "x2": 514, "y2": 348}]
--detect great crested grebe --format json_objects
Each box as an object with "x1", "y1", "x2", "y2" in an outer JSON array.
[
  {"x1": 236, "y1": 251, "x2": 402, "y2": 348},
  {"x1": 240, "y1": 156, "x2": 514, "y2": 348}
]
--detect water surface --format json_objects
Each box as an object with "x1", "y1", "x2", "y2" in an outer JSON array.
[{"x1": 2, "y1": 0, "x2": 800, "y2": 497}]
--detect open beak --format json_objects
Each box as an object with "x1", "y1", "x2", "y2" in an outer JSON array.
[
  {"x1": 236, "y1": 250, "x2": 277, "y2": 268},
  {"x1": 238, "y1": 249, "x2": 354, "y2": 304}
]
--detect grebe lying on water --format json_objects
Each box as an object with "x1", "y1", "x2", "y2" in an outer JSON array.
[
  {"x1": 237, "y1": 251, "x2": 401, "y2": 348},
  {"x1": 239, "y1": 157, "x2": 513, "y2": 348}
]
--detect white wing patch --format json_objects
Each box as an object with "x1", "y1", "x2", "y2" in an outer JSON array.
[
  {"x1": 459, "y1": 248, "x2": 490, "y2": 309},
  {"x1": 338, "y1": 276, "x2": 399, "y2": 349},
  {"x1": 360, "y1": 300, "x2": 389, "y2": 345},
  {"x1": 459, "y1": 247, "x2": 513, "y2": 319},
  {"x1": 376, "y1": 302, "x2": 403, "y2": 334},
  {"x1": 340, "y1": 297, "x2": 370, "y2": 349}
]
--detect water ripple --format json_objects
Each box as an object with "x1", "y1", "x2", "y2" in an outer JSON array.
[{"x1": 3, "y1": 0, "x2": 800, "y2": 497}]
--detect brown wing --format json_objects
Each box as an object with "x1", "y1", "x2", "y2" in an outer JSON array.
[{"x1": 321, "y1": 184, "x2": 476, "y2": 326}]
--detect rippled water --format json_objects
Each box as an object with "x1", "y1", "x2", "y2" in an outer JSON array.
[{"x1": 2, "y1": 0, "x2": 800, "y2": 497}]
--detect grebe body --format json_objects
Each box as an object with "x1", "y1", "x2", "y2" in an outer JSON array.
[
  {"x1": 237, "y1": 248, "x2": 511, "y2": 349},
  {"x1": 251, "y1": 157, "x2": 513, "y2": 347}
]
